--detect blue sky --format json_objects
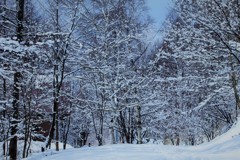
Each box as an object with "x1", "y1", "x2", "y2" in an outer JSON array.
[{"x1": 146, "y1": 0, "x2": 172, "y2": 26}]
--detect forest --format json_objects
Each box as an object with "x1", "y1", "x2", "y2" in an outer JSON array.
[{"x1": 0, "y1": 0, "x2": 240, "y2": 159}]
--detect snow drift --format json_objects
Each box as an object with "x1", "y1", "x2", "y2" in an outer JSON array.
[{"x1": 24, "y1": 118, "x2": 240, "y2": 160}]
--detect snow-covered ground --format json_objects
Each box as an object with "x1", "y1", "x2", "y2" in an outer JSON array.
[{"x1": 23, "y1": 119, "x2": 240, "y2": 160}]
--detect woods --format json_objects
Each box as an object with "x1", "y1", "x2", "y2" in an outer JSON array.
[{"x1": 0, "y1": 0, "x2": 239, "y2": 159}]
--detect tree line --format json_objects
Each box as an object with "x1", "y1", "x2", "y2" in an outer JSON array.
[{"x1": 0, "y1": 0, "x2": 239, "y2": 159}]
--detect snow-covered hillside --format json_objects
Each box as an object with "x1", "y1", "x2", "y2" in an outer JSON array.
[{"x1": 25, "y1": 119, "x2": 240, "y2": 160}]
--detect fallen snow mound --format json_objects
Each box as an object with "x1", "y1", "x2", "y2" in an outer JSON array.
[{"x1": 25, "y1": 119, "x2": 240, "y2": 160}]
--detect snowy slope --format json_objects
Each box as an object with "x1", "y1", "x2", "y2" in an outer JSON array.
[{"x1": 25, "y1": 119, "x2": 240, "y2": 160}]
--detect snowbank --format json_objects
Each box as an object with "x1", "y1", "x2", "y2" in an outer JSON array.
[
  {"x1": 17, "y1": 118, "x2": 240, "y2": 159},
  {"x1": 0, "y1": 141, "x2": 72, "y2": 160}
]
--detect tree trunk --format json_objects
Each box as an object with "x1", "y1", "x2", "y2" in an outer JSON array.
[
  {"x1": 55, "y1": 65, "x2": 59, "y2": 151},
  {"x1": 229, "y1": 54, "x2": 240, "y2": 118},
  {"x1": 136, "y1": 105, "x2": 142, "y2": 144},
  {"x1": 16, "y1": 0, "x2": 24, "y2": 42},
  {"x1": 2, "y1": 78, "x2": 6, "y2": 157},
  {"x1": 2, "y1": 0, "x2": 7, "y2": 154},
  {"x1": 46, "y1": 112, "x2": 55, "y2": 149},
  {"x1": 54, "y1": 0, "x2": 60, "y2": 151},
  {"x1": 63, "y1": 116, "x2": 70, "y2": 150},
  {"x1": 119, "y1": 111, "x2": 131, "y2": 143},
  {"x1": 130, "y1": 108, "x2": 134, "y2": 144},
  {"x1": 26, "y1": 128, "x2": 32, "y2": 158},
  {"x1": 22, "y1": 96, "x2": 32, "y2": 158},
  {"x1": 9, "y1": 0, "x2": 25, "y2": 160},
  {"x1": 176, "y1": 136, "x2": 180, "y2": 146},
  {"x1": 110, "y1": 118, "x2": 115, "y2": 144},
  {"x1": 9, "y1": 0, "x2": 25, "y2": 158},
  {"x1": 46, "y1": 65, "x2": 59, "y2": 150},
  {"x1": 9, "y1": 136, "x2": 18, "y2": 160},
  {"x1": 97, "y1": 134, "x2": 103, "y2": 146},
  {"x1": 9, "y1": 72, "x2": 21, "y2": 160},
  {"x1": 55, "y1": 100, "x2": 59, "y2": 151},
  {"x1": 22, "y1": 104, "x2": 28, "y2": 159}
]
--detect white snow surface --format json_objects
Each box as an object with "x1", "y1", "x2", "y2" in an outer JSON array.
[{"x1": 25, "y1": 119, "x2": 240, "y2": 160}]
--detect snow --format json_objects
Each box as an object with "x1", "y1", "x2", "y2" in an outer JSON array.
[
  {"x1": 24, "y1": 118, "x2": 240, "y2": 160},
  {"x1": 0, "y1": 141, "x2": 73, "y2": 160}
]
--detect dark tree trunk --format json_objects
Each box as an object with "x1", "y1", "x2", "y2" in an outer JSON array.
[
  {"x1": 46, "y1": 95, "x2": 58, "y2": 149},
  {"x1": 9, "y1": 136, "x2": 18, "y2": 160},
  {"x1": 2, "y1": 0, "x2": 7, "y2": 156},
  {"x1": 229, "y1": 54, "x2": 240, "y2": 119},
  {"x1": 16, "y1": 0, "x2": 25, "y2": 42},
  {"x1": 176, "y1": 135, "x2": 180, "y2": 146},
  {"x1": 2, "y1": 78, "x2": 6, "y2": 156},
  {"x1": 110, "y1": 118, "x2": 115, "y2": 144},
  {"x1": 92, "y1": 104, "x2": 104, "y2": 146},
  {"x1": 26, "y1": 129, "x2": 32, "y2": 158},
  {"x1": 22, "y1": 97, "x2": 32, "y2": 158},
  {"x1": 136, "y1": 105, "x2": 142, "y2": 144},
  {"x1": 55, "y1": 97, "x2": 59, "y2": 150},
  {"x1": 63, "y1": 116, "x2": 70, "y2": 149},
  {"x1": 129, "y1": 108, "x2": 134, "y2": 144},
  {"x1": 9, "y1": 72, "x2": 21, "y2": 160},
  {"x1": 97, "y1": 135, "x2": 103, "y2": 146},
  {"x1": 46, "y1": 111, "x2": 56, "y2": 149},
  {"x1": 22, "y1": 104, "x2": 28, "y2": 159},
  {"x1": 54, "y1": 64, "x2": 59, "y2": 151},
  {"x1": 9, "y1": 0, "x2": 25, "y2": 158},
  {"x1": 46, "y1": 64, "x2": 61, "y2": 150},
  {"x1": 118, "y1": 111, "x2": 131, "y2": 143},
  {"x1": 55, "y1": 96, "x2": 59, "y2": 151}
]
